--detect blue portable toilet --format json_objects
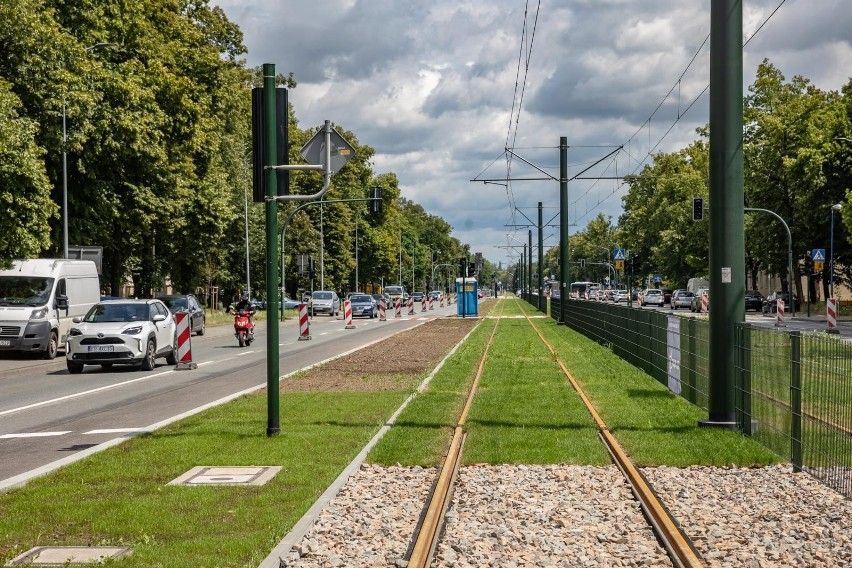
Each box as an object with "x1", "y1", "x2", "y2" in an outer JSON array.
[{"x1": 455, "y1": 277, "x2": 478, "y2": 317}]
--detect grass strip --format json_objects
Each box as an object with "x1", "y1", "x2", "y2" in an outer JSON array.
[{"x1": 525, "y1": 302, "x2": 783, "y2": 467}]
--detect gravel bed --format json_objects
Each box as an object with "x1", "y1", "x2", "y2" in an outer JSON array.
[{"x1": 279, "y1": 463, "x2": 852, "y2": 567}]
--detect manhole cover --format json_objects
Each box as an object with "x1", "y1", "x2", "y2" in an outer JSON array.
[
  {"x1": 6, "y1": 546, "x2": 131, "y2": 566},
  {"x1": 168, "y1": 466, "x2": 282, "y2": 486}
]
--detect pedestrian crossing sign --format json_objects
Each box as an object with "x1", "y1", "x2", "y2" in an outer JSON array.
[
  {"x1": 613, "y1": 248, "x2": 625, "y2": 260},
  {"x1": 812, "y1": 248, "x2": 826, "y2": 262}
]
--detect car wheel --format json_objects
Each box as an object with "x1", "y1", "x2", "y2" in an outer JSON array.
[
  {"x1": 67, "y1": 361, "x2": 84, "y2": 374},
  {"x1": 165, "y1": 345, "x2": 178, "y2": 366},
  {"x1": 196, "y1": 318, "x2": 205, "y2": 336},
  {"x1": 140, "y1": 338, "x2": 157, "y2": 371},
  {"x1": 43, "y1": 331, "x2": 58, "y2": 360}
]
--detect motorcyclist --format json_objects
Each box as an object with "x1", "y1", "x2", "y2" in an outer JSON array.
[{"x1": 234, "y1": 293, "x2": 255, "y2": 315}]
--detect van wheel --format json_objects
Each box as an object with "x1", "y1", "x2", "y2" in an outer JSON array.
[
  {"x1": 140, "y1": 339, "x2": 156, "y2": 371},
  {"x1": 43, "y1": 331, "x2": 58, "y2": 360}
]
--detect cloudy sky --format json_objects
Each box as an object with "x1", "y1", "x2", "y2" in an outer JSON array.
[{"x1": 213, "y1": 0, "x2": 852, "y2": 268}]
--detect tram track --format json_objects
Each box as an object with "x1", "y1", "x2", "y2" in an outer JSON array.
[{"x1": 404, "y1": 299, "x2": 705, "y2": 568}]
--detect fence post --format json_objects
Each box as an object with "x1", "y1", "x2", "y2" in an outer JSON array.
[
  {"x1": 686, "y1": 317, "x2": 697, "y2": 405},
  {"x1": 738, "y1": 324, "x2": 753, "y2": 435},
  {"x1": 790, "y1": 331, "x2": 802, "y2": 473}
]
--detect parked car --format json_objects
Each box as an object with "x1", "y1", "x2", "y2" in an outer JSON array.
[
  {"x1": 283, "y1": 296, "x2": 301, "y2": 310},
  {"x1": 411, "y1": 291, "x2": 426, "y2": 303},
  {"x1": 762, "y1": 291, "x2": 799, "y2": 314},
  {"x1": 690, "y1": 289, "x2": 709, "y2": 312},
  {"x1": 660, "y1": 288, "x2": 672, "y2": 304},
  {"x1": 157, "y1": 294, "x2": 205, "y2": 336},
  {"x1": 250, "y1": 298, "x2": 266, "y2": 310},
  {"x1": 745, "y1": 290, "x2": 765, "y2": 312},
  {"x1": 65, "y1": 299, "x2": 178, "y2": 374},
  {"x1": 348, "y1": 294, "x2": 377, "y2": 318},
  {"x1": 310, "y1": 291, "x2": 340, "y2": 316},
  {"x1": 641, "y1": 289, "x2": 664, "y2": 307},
  {"x1": 670, "y1": 289, "x2": 694, "y2": 310}
]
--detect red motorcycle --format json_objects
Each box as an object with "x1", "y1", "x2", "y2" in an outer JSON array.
[{"x1": 233, "y1": 309, "x2": 255, "y2": 347}]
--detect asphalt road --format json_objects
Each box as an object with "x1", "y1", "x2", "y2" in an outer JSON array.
[{"x1": 0, "y1": 303, "x2": 458, "y2": 487}]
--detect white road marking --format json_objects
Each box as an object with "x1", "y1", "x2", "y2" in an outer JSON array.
[
  {"x1": 0, "y1": 369, "x2": 174, "y2": 418},
  {"x1": 0, "y1": 431, "x2": 71, "y2": 439},
  {"x1": 84, "y1": 428, "x2": 149, "y2": 435}
]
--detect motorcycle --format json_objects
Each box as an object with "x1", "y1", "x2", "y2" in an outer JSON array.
[{"x1": 233, "y1": 309, "x2": 255, "y2": 347}]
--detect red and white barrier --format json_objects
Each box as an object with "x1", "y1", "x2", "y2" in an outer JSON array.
[
  {"x1": 827, "y1": 297, "x2": 838, "y2": 333},
  {"x1": 394, "y1": 298, "x2": 402, "y2": 318},
  {"x1": 408, "y1": 297, "x2": 415, "y2": 316},
  {"x1": 700, "y1": 293, "x2": 709, "y2": 314},
  {"x1": 344, "y1": 299, "x2": 356, "y2": 329},
  {"x1": 421, "y1": 296, "x2": 427, "y2": 312},
  {"x1": 429, "y1": 297, "x2": 434, "y2": 311},
  {"x1": 298, "y1": 303, "x2": 311, "y2": 340},
  {"x1": 379, "y1": 298, "x2": 387, "y2": 321},
  {"x1": 174, "y1": 311, "x2": 196, "y2": 370},
  {"x1": 775, "y1": 299, "x2": 786, "y2": 327},
  {"x1": 440, "y1": 296, "x2": 445, "y2": 307}
]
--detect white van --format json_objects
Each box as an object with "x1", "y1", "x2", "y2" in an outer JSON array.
[{"x1": 0, "y1": 259, "x2": 101, "y2": 359}]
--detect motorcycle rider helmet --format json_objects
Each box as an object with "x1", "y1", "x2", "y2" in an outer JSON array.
[{"x1": 240, "y1": 292, "x2": 249, "y2": 301}]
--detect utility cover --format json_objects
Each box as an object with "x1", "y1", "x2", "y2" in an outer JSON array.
[{"x1": 300, "y1": 127, "x2": 355, "y2": 174}]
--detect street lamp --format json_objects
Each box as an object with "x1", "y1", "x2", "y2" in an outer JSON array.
[
  {"x1": 830, "y1": 203, "x2": 843, "y2": 299},
  {"x1": 423, "y1": 246, "x2": 439, "y2": 290},
  {"x1": 62, "y1": 42, "x2": 115, "y2": 259}
]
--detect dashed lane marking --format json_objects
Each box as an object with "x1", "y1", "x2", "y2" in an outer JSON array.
[{"x1": 1, "y1": 431, "x2": 71, "y2": 439}]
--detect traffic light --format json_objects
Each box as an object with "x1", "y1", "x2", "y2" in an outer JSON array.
[
  {"x1": 459, "y1": 257, "x2": 467, "y2": 278},
  {"x1": 251, "y1": 87, "x2": 290, "y2": 202},
  {"x1": 467, "y1": 264, "x2": 476, "y2": 278},
  {"x1": 369, "y1": 186, "x2": 382, "y2": 215},
  {"x1": 580, "y1": 258, "x2": 585, "y2": 268},
  {"x1": 308, "y1": 258, "x2": 316, "y2": 279},
  {"x1": 692, "y1": 197, "x2": 704, "y2": 221}
]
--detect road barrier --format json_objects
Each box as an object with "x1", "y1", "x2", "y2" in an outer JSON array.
[
  {"x1": 174, "y1": 311, "x2": 197, "y2": 370},
  {"x1": 827, "y1": 297, "x2": 838, "y2": 333},
  {"x1": 379, "y1": 298, "x2": 387, "y2": 321},
  {"x1": 775, "y1": 299, "x2": 786, "y2": 327},
  {"x1": 298, "y1": 303, "x2": 311, "y2": 340},
  {"x1": 429, "y1": 297, "x2": 434, "y2": 310},
  {"x1": 440, "y1": 296, "x2": 445, "y2": 307},
  {"x1": 700, "y1": 293, "x2": 708, "y2": 315},
  {"x1": 394, "y1": 298, "x2": 402, "y2": 318},
  {"x1": 344, "y1": 300, "x2": 356, "y2": 329},
  {"x1": 421, "y1": 296, "x2": 427, "y2": 312},
  {"x1": 408, "y1": 297, "x2": 415, "y2": 316}
]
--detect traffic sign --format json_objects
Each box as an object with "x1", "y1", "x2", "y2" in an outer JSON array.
[
  {"x1": 613, "y1": 248, "x2": 625, "y2": 260},
  {"x1": 300, "y1": 126, "x2": 356, "y2": 173},
  {"x1": 615, "y1": 260, "x2": 624, "y2": 270},
  {"x1": 815, "y1": 261, "x2": 824, "y2": 272},
  {"x1": 654, "y1": 273, "x2": 662, "y2": 283},
  {"x1": 812, "y1": 248, "x2": 826, "y2": 262}
]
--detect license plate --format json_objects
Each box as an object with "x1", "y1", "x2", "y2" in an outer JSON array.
[
  {"x1": 0, "y1": 340, "x2": 10, "y2": 347},
  {"x1": 87, "y1": 346, "x2": 114, "y2": 352}
]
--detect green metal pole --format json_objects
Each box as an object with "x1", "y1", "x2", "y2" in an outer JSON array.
[
  {"x1": 538, "y1": 201, "x2": 544, "y2": 313},
  {"x1": 559, "y1": 137, "x2": 569, "y2": 324},
  {"x1": 263, "y1": 63, "x2": 280, "y2": 436},
  {"x1": 528, "y1": 230, "x2": 532, "y2": 303},
  {"x1": 703, "y1": 0, "x2": 743, "y2": 429}
]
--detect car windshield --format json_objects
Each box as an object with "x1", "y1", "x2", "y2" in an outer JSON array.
[
  {"x1": 0, "y1": 276, "x2": 54, "y2": 307},
  {"x1": 350, "y1": 295, "x2": 371, "y2": 302},
  {"x1": 85, "y1": 303, "x2": 149, "y2": 323},
  {"x1": 385, "y1": 286, "x2": 403, "y2": 295},
  {"x1": 314, "y1": 292, "x2": 332, "y2": 300},
  {"x1": 160, "y1": 297, "x2": 188, "y2": 310}
]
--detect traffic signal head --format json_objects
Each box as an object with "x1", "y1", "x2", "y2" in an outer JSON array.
[
  {"x1": 580, "y1": 258, "x2": 585, "y2": 268},
  {"x1": 692, "y1": 197, "x2": 704, "y2": 221},
  {"x1": 369, "y1": 187, "x2": 382, "y2": 215},
  {"x1": 459, "y1": 257, "x2": 467, "y2": 277}
]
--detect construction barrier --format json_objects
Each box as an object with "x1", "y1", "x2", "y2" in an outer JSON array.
[
  {"x1": 429, "y1": 297, "x2": 434, "y2": 311},
  {"x1": 407, "y1": 297, "x2": 415, "y2": 316},
  {"x1": 298, "y1": 303, "x2": 311, "y2": 340},
  {"x1": 394, "y1": 298, "x2": 402, "y2": 318},
  {"x1": 440, "y1": 296, "x2": 445, "y2": 307},
  {"x1": 379, "y1": 298, "x2": 387, "y2": 321},
  {"x1": 827, "y1": 297, "x2": 838, "y2": 333},
  {"x1": 700, "y1": 293, "x2": 708, "y2": 314},
  {"x1": 344, "y1": 299, "x2": 356, "y2": 329},
  {"x1": 775, "y1": 299, "x2": 786, "y2": 327},
  {"x1": 421, "y1": 296, "x2": 427, "y2": 312},
  {"x1": 174, "y1": 311, "x2": 196, "y2": 370}
]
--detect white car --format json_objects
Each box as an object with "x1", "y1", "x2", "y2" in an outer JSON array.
[
  {"x1": 613, "y1": 290, "x2": 629, "y2": 303},
  {"x1": 310, "y1": 291, "x2": 340, "y2": 316},
  {"x1": 65, "y1": 299, "x2": 178, "y2": 374},
  {"x1": 641, "y1": 289, "x2": 664, "y2": 307}
]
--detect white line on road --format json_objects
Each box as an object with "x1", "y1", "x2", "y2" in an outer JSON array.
[
  {"x1": 84, "y1": 428, "x2": 150, "y2": 434},
  {"x1": 0, "y1": 431, "x2": 71, "y2": 439}
]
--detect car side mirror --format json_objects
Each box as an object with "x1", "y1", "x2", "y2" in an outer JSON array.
[
  {"x1": 72, "y1": 316, "x2": 83, "y2": 323},
  {"x1": 153, "y1": 314, "x2": 167, "y2": 323}
]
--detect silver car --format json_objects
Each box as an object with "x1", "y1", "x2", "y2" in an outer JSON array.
[
  {"x1": 310, "y1": 291, "x2": 340, "y2": 316},
  {"x1": 65, "y1": 299, "x2": 177, "y2": 373},
  {"x1": 670, "y1": 290, "x2": 694, "y2": 310},
  {"x1": 640, "y1": 289, "x2": 664, "y2": 307}
]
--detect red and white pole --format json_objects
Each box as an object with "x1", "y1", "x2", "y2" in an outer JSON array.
[
  {"x1": 429, "y1": 296, "x2": 434, "y2": 310},
  {"x1": 408, "y1": 296, "x2": 415, "y2": 316},
  {"x1": 394, "y1": 298, "x2": 402, "y2": 318},
  {"x1": 775, "y1": 299, "x2": 786, "y2": 327},
  {"x1": 174, "y1": 311, "x2": 196, "y2": 370},
  {"x1": 440, "y1": 295, "x2": 445, "y2": 307},
  {"x1": 421, "y1": 295, "x2": 427, "y2": 312},
  {"x1": 298, "y1": 303, "x2": 311, "y2": 340},
  {"x1": 344, "y1": 299, "x2": 355, "y2": 329},
  {"x1": 827, "y1": 297, "x2": 838, "y2": 333},
  {"x1": 700, "y1": 293, "x2": 709, "y2": 315},
  {"x1": 379, "y1": 298, "x2": 387, "y2": 321}
]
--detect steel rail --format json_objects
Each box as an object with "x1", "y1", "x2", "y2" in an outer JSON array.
[
  {"x1": 519, "y1": 303, "x2": 705, "y2": 568},
  {"x1": 406, "y1": 304, "x2": 505, "y2": 567}
]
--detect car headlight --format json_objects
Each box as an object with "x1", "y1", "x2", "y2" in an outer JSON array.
[
  {"x1": 68, "y1": 328, "x2": 82, "y2": 337},
  {"x1": 30, "y1": 307, "x2": 49, "y2": 320},
  {"x1": 123, "y1": 326, "x2": 144, "y2": 336}
]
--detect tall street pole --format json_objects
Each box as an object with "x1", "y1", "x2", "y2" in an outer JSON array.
[
  {"x1": 528, "y1": 230, "x2": 533, "y2": 302},
  {"x1": 559, "y1": 136, "x2": 569, "y2": 324},
  {"x1": 263, "y1": 63, "x2": 280, "y2": 436},
  {"x1": 62, "y1": 100, "x2": 68, "y2": 259},
  {"x1": 538, "y1": 201, "x2": 544, "y2": 312},
  {"x1": 704, "y1": 0, "x2": 743, "y2": 429}
]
